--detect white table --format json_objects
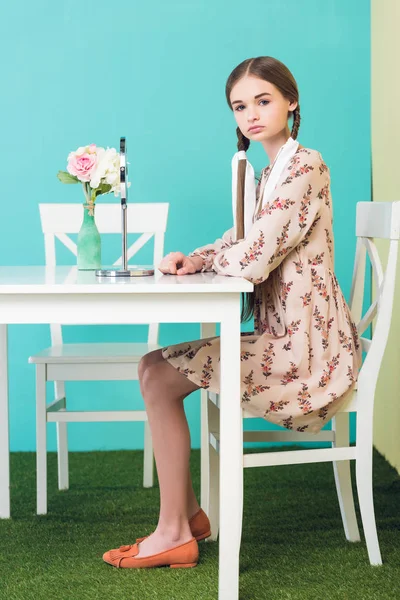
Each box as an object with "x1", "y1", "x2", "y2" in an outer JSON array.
[{"x1": 0, "y1": 265, "x2": 252, "y2": 600}]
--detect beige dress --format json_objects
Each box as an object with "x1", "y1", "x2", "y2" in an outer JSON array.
[{"x1": 161, "y1": 147, "x2": 362, "y2": 434}]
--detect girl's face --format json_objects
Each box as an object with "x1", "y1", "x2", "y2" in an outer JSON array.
[{"x1": 230, "y1": 76, "x2": 297, "y2": 142}]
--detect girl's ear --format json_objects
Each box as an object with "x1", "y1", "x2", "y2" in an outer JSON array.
[{"x1": 288, "y1": 100, "x2": 298, "y2": 111}]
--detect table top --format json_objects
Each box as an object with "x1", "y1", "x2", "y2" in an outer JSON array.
[{"x1": 0, "y1": 266, "x2": 253, "y2": 294}]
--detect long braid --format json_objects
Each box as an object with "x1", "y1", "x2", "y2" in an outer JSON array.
[
  {"x1": 291, "y1": 104, "x2": 301, "y2": 140},
  {"x1": 235, "y1": 127, "x2": 253, "y2": 321},
  {"x1": 236, "y1": 127, "x2": 250, "y2": 152},
  {"x1": 235, "y1": 127, "x2": 248, "y2": 241}
]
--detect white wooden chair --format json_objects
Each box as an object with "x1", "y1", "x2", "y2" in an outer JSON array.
[
  {"x1": 29, "y1": 202, "x2": 169, "y2": 515},
  {"x1": 201, "y1": 201, "x2": 400, "y2": 567}
]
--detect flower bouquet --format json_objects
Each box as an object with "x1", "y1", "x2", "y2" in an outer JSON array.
[{"x1": 57, "y1": 144, "x2": 128, "y2": 270}]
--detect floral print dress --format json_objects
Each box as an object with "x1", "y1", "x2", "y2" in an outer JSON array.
[{"x1": 161, "y1": 147, "x2": 362, "y2": 433}]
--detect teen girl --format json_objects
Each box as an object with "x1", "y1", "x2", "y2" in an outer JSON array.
[{"x1": 103, "y1": 56, "x2": 361, "y2": 569}]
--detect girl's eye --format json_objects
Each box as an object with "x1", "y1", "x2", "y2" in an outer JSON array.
[{"x1": 235, "y1": 100, "x2": 270, "y2": 111}]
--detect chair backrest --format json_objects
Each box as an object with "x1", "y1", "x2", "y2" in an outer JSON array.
[
  {"x1": 39, "y1": 202, "x2": 169, "y2": 346},
  {"x1": 348, "y1": 201, "x2": 400, "y2": 407}
]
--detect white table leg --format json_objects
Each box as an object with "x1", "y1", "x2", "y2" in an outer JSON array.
[
  {"x1": 200, "y1": 322, "x2": 216, "y2": 513},
  {"x1": 0, "y1": 324, "x2": 10, "y2": 519},
  {"x1": 218, "y1": 297, "x2": 242, "y2": 600}
]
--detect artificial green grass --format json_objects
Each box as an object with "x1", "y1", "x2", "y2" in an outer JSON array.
[{"x1": 1, "y1": 448, "x2": 399, "y2": 600}]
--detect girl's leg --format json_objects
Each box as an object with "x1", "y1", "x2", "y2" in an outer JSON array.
[
  {"x1": 138, "y1": 350, "x2": 201, "y2": 519},
  {"x1": 136, "y1": 349, "x2": 200, "y2": 557}
]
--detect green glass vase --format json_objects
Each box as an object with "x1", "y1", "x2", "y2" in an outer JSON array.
[{"x1": 77, "y1": 203, "x2": 101, "y2": 270}]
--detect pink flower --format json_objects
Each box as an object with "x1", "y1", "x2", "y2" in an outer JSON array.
[{"x1": 67, "y1": 145, "x2": 99, "y2": 182}]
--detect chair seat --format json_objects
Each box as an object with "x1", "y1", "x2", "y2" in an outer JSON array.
[{"x1": 29, "y1": 342, "x2": 162, "y2": 364}]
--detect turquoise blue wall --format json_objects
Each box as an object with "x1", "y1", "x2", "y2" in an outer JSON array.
[{"x1": 1, "y1": 1, "x2": 370, "y2": 451}]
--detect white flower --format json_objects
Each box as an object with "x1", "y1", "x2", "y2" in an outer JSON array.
[
  {"x1": 88, "y1": 146, "x2": 132, "y2": 197},
  {"x1": 89, "y1": 147, "x2": 118, "y2": 190}
]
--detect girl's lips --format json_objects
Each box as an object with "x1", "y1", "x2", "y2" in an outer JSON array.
[{"x1": 248, "y1": 126, "x2": 264, "y2": 132}]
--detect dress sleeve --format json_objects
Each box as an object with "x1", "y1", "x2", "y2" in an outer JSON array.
[
  {"x1": 187, "y1": 172, "x2": 265, "y2": 272},
  {"x1": 211, "y1": 151, "x2": 329, "y2": 283},
  {"x1": 188, "y1": 226, "x2": 235, "y2": 272}
]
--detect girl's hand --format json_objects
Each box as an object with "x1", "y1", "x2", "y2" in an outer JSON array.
[{"x1": 158, "y1": 252, "x2": 204, "y2": 275}]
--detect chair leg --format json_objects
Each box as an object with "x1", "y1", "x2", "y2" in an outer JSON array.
[
  {"x1": 355, "y1": 412, "x2": 382, "y2": 565},
  {"x1": 143, "y1": 421, "x2": 154, "y2": 488},
  {"x1": 200, "y1": 389, "x2": 210, "y2": 512},
  {"x1": 207, "y1": 396, "x2": 220, "y2": 541},
  {"x1": 200, "y1": 322, "x2": 216, "y2": 513},
  {"x1": 54, "y1": 382, "x2": 69, "y2": 491},
  {"x1": 208, "y1": 444, "x2": 220, "y2": 541},
  {"x1": 56, "y1": 407, "x2": 69, "y2": 491},
  {"x1": 332, "y1": 412, "x2": 360, "y2": 541},
  {"x1": 36, "y1": 364, "x2": 47, "y2": 515}
]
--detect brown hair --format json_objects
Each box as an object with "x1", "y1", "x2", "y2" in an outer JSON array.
[{"x1": 225, "y1": 56, "x2": 301, "y2": 322}]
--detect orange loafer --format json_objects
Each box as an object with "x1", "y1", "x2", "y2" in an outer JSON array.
[
  {"x1": 103, "y1": 537, "x2": 198, "y2": 569},
  {"x1": 136, "y1": 508, "x2": 211, "y2": 545}
]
